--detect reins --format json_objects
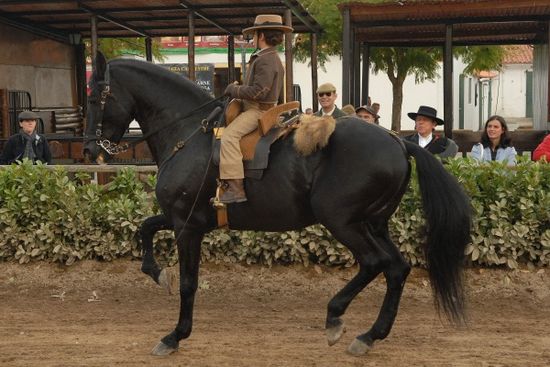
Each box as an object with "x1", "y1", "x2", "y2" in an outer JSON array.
[{"x1": 89, "y1": 63, "x2": 227, "y2": 155}]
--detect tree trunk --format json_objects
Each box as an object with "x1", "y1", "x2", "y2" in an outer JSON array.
[{"x1": 390, "y1": 77, "x2": 405, "y2": 132}]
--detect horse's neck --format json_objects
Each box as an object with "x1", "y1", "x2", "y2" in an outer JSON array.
[{"x1": 124, "y1": 67, "x2": 211, "y2": 165}]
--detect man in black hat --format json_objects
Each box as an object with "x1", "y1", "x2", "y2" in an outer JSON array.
[
  {"x1": 0, "y1": 110, "x2": 52, "y2": 164},
  {"x1": 403, "y1": 105, "x2": 458, "y2": 159}
]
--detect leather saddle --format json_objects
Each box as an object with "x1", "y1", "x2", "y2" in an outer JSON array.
[{"x1": 212, "y1": 99, "x2": 300, "y2": 179}]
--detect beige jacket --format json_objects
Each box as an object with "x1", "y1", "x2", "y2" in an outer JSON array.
[{"x1": 225, "y1": 47, "x2": 284, "y2": 104}]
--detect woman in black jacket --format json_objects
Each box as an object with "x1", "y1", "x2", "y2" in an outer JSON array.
[{"x1": 0, "y1": 111, "x2": 52, "y2": 164}]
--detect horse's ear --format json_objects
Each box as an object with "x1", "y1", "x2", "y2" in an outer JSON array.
[{"x1": 94, "y1": 51, "x2": 107, "y2": 80}]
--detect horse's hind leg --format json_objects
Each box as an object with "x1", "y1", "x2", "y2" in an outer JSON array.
[
  {"x1": 323, "y1": 221, "x2": 392, "y2": 348},
  {"x1": 347, "y1": 223, "x2": 411, "y2": 356},
  {"x1": 139, "y1": 214, "x2": 174, "y2": 291}
]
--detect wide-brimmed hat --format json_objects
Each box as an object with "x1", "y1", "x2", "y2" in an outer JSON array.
[
  {"x1": 243, "y1": 14, "x2": 293, "y2": 36},
  {"x1": 18, "y1": 110, "x2": 39, "y2": 121},
  {"x1": 355, "y1": 105, "x2": 379, "y2": 118},
  {"x1": 316, "y1": 83, "x2": 337, "y2": 94},
  {"x1": 407, "y1": 105, "x2": 444, "y2": 125}
]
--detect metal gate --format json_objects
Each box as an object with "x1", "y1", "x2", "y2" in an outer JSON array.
[{"x1": 8, "y1": 90, "x2": 32, "y2": 135}]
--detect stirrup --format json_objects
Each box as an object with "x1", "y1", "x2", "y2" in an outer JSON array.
[{"x1": 210, "y1": 180, "x2": 227, "y2": 209}]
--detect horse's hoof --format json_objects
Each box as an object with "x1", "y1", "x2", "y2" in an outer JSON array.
[
  {"x1": 151, "y1": 341, "x2": 178, "y2": 356},
  {"x1": 347, "y1": 338, "x2": 372, "y2": 356},
  {"x1": 326, "y1": 320, "x2": 346, "y2": 346},
  {"x1": 158, "y1": 268, "x2": 178, "y2": 295}
]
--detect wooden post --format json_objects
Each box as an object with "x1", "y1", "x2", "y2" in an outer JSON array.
[
  {"x1": 90, "y1": 15, "x2": 98, "y2": 70},
  {"x1": 361, "y1": 43, "x2": 370, "y2": 106},
  {"x1": 188, "y1": 11, "x2": 196, "y2": 81},
  {"x1": 145, "y1": 37, "x2": 153, "y2": 62},
  {"x1": 75, "y1": 42, "x2": 87, "y2": 119},
  {"x1": 228, "y1": 35, "x2": 235, "y2": 83},
  {"x1": 342, "y1": 8, "x2": 351, "y2": 105},
  {"x1": 0, "y1": 89, "x2": 9, "y2": 138},
  {"x1": 311, "y1": 33, "x2": 319, "y2": 112},
  {"x1": 284, "y1": 9, "x2": 294, "y2": 102},
  {"x1": 443, "y1": 24, "x2": 453, "y2": 138}
]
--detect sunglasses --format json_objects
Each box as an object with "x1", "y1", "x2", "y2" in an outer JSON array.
[{"x1": 318, "y1": 92, "x2": 334, "y2": 97}]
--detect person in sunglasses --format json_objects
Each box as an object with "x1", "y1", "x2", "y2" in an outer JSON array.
[{"x1": 314, "y1": 83, "x2": 346, "y2": 118}]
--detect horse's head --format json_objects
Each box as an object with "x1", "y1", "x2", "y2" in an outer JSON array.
[{"x1": 83, "y1": 52, "x2": 135, "y2": 163}]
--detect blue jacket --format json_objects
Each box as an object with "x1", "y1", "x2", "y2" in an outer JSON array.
[{"x1": 470, "y1": 143, "x2": 516, "y2": 166}]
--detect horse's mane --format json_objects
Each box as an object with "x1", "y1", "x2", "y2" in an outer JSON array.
[{"x1": 107, "y1": 58, "x2": 213, "y2": 101}]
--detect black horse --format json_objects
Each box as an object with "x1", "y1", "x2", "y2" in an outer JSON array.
[{"x1": 83, "y1": 53, "x2": 471, "y2": 357}]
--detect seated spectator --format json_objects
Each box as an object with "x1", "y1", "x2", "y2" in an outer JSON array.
[
  {"x1": 371, "y1": 103, "x2": 380, "y2": 124},
  {"x1": 341, "y1": 104, "x2": 356, "y2": 116},
  {"x1": 0, "y1": 111, "x2": 52, "y2": 165},
  {"x1": 304, "y1": 107, "x2": 313, "y2": 115},
  {"x1": 355, "y1": 105, "x2": 379, "y2": 124},
  {"x1": 470, "y1": 115, "x2": 516, "y2": 166},
  {"x1": 403, "y1": 105, "x2": 458, "y2": 159},
  {"x1": 314, "y1": 83, "x2": 346, "y2": 118},
  {"x1": 533, "y1": 132, "x2": 550, "y2": 162}
]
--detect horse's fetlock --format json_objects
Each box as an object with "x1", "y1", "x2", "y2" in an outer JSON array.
[{"x1": 327, "y1": 301, "x2": 346, "y2": 318}]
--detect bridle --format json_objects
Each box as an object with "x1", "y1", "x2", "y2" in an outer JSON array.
[
  {"x1": 85, "y1": 64, "x2": 130, "y2": 155},
  {"x1": 87, "y1": 63, "x2": 225, "y2": 156}
]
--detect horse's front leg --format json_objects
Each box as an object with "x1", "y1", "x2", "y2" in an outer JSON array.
[
  {"x1": 151, "y1": 228, "x2": 204, "y2": 356},
  {"x1": 139, "y1": 214, "x2": 173, "y2": 286}
]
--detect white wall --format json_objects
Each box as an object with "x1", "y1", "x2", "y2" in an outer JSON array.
[
  {"x1": 492, "y1": 64, "x2": 532, "y2": 118},
  {"x1": 161, "y1": 50, "x2": 532, "y2": 132}
]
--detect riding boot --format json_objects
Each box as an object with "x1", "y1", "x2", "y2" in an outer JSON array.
[{"x1": 219, "y1": 179, "x2": 247, "y2": 204}]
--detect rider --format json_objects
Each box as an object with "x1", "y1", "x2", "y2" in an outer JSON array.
[{"x1": 219, "y1": 14, "x2": 292, "y2": 204}]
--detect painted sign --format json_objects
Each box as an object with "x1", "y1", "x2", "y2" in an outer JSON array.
[{"x1": 161, "y1": 63, "x2": 215, "y2": 95}]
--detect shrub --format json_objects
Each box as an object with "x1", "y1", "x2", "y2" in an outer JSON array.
[{"x1": 0, "y1": 157, "x2": 548, "y2": 268}]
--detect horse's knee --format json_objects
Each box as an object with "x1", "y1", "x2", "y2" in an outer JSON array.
[{"x1": 180, "y1": 279, "x2": 198, "y2": 298}]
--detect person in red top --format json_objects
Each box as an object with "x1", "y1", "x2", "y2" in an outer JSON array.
[{"x1": 533, "y1": 133, "x2": 550, "y2": 162}]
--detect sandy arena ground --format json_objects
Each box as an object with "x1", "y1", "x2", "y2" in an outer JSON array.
[{"x1": 0, "y1": 260, "x2": 549, "y2": 367}]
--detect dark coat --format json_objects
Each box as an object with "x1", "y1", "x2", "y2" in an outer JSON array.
[
  {"x1": 0, "y1": 133, "x2": 52, "y2": 164},
  {"x1": 403, "y1": 133, "x2": 458, "y2": 159},
  {"x1": 314, "y1": 106, "x2": 347, "y2": 119}
]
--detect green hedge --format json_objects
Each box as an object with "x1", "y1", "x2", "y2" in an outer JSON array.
[{"x1": 0, "y1": 158, "x2": 548, "y2": 268}]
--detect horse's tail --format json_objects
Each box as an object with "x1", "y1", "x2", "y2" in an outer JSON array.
[{"x1": 403, "y1": 140, "x2": 471, "y2": 325}]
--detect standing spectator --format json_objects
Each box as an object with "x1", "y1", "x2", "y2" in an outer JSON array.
[
  {"x1": 314, "y1": 83, "x2": 346, "y2": 118},
  {"x1": 355, "y1": 105, "x2": 379, "y2": 124},
  {"x1": 0, "y1": 111, "x2": 52, "y2": 165},
  {"x1": 341, "y1": 104, "x2": 356, "y2": 116},
  {"x1": 471, "y1": 115, "x2": 517, "y2": 166},
  {"x1": 403, "y1": 105, "x2": 458, "y2": 159},
  {"x1": 371, "y1": 103, "x2": 381, "y2": 124},
  {"x1": 533, "y1": 132, "x2": 550, "y2": 162},
  {"x1": 304, "y1": 107, "x2": 313, "y2": 115}
]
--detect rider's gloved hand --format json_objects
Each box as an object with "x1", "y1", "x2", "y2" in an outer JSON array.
[{"x1": 224, "y1": 81, "x2": 239, "y2": 97}]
